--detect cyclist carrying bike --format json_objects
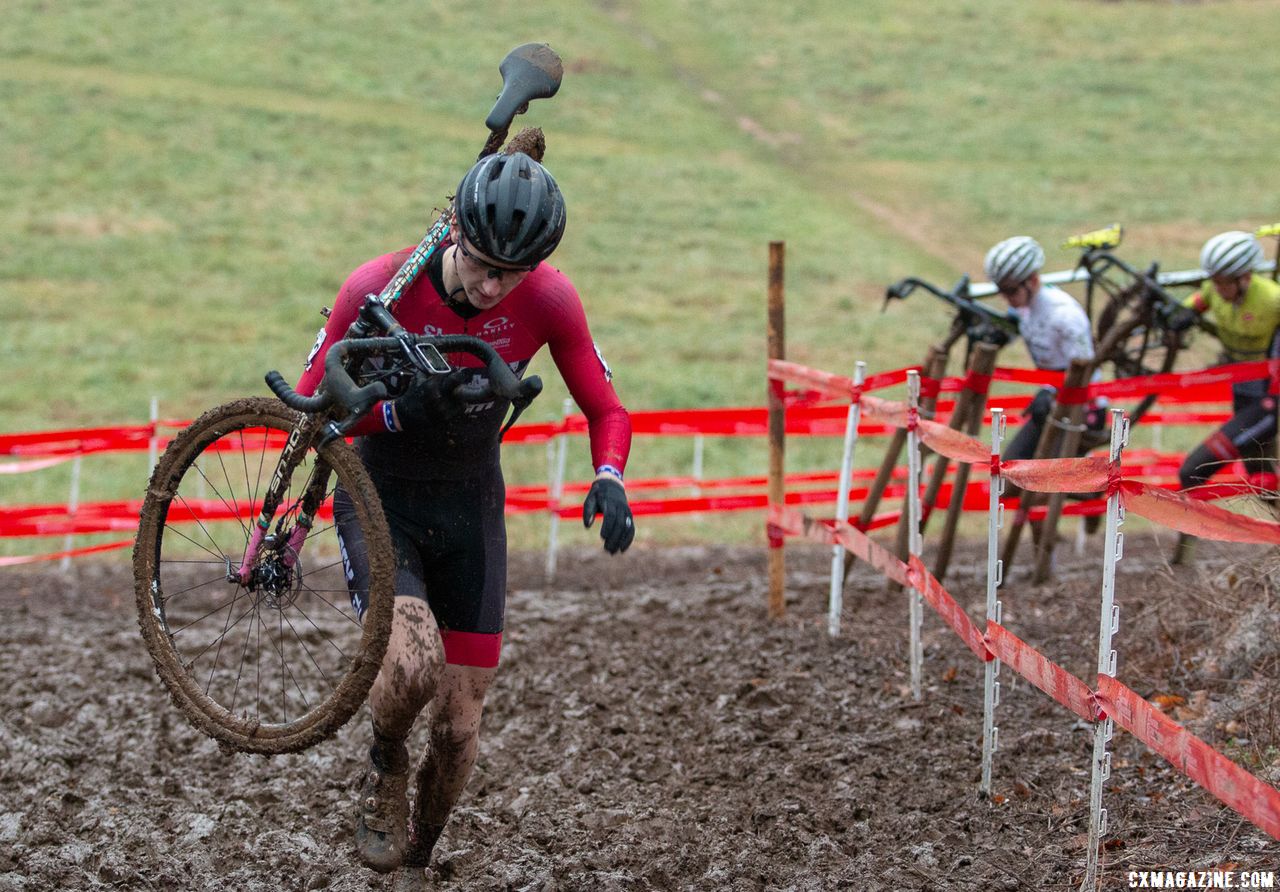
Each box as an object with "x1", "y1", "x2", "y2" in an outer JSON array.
[
  {"x1": 984, "y1": 236, "x2": 1098, "y2": 460},
  {"x1": 1164, "y1": 230, "x2": 1280, "y2": 494},
  {"x1": 294, "y1": 151, "x2": 635, "y2": 882}
]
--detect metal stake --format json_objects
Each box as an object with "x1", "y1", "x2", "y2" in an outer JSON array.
[
  {"x1": 906, "y1": 371, "x2": 924, "y2": 700},
  {"x1": 60, "y1": 455, "x2": 82, "y2": 572},
  {"x1": 981, "y1": 408, "x2": 1006, "y2": 796},
  {"x1": 1082, "y1": 409, "x2": 1128, "y2": 891},
  {"x1": 828, "y1": 362, "x2": 866, "y2": 637},
  {"x1": 544, "y1": 397, "x2": 573, "y2": 582}
]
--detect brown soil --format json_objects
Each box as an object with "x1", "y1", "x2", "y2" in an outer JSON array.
[{"x1": 1, "y1": 534, "x2": 1278, "y2": 891}]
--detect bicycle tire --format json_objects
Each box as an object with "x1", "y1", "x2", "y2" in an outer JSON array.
[{"x1": 133, "y1": 397, "x2": 395, "y2": 755}]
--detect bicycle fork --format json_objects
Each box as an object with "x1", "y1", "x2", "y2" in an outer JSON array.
[{"x1": 234, "y1": 418, "x2": 331, "y2": 586}]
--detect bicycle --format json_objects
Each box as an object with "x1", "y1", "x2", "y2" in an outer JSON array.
[
  {"x1": 132, "y1": 43, "x2": 559, "y2": 756},
  {"x1": 1062, "y1": 224, "x2": 1213, "y2": 447},
  {"x1": 881, "y1": 273, "x2": 1021, "y2": 365}
]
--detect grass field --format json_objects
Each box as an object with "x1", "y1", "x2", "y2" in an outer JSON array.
[{"x1": 4, "y1": 0, "x2": 1280, "y2": 553}]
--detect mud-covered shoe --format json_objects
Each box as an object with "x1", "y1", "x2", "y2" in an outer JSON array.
[
  {"x1": 354, "y1": 739, "x2": 410, "y2": 873},
  {"x1": 392, "y1": 867, "x2": 430, "y2": 892}
]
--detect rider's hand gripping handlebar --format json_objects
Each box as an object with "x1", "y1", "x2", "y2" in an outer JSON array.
[{"x1": 265, "y1": 334, "x2": 543, "y2": 446}]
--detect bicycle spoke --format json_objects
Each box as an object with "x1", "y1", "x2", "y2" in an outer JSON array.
[
  {"x1": 279, "y1": 607, "x2": 338, "y2": 695},
  {"x1": 162, "y1": 576, "x2": 239, "y2": 619},
  {"x1": 260, "y1": 609, "x2": 316, "y2": 715},
  {"x1": 289, "y1": 599, "x2": 352, "y2": 664},
  {"x1": 255, "y1": 605, "x2": 263, "y2": 720},
  {"x1": 170, "y1": 493, "x2": 239, "y2": 564},
  {"x1": 279, "y1": 606, "x2": 287, "y2": 723},
  {"x1": 298, "y1": 579, "x2": 362, "y2": 629},
  {"x1": 228, "y1": 601, "x2": 257, "y2": 717},
  {"x1": 202, "y1": 451, "x2": 251, "y2": 539},
  {"x1": 203, "y1": 596, "x2": 256, "y2": 697}
]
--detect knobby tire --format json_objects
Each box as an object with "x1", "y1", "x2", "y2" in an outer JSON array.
[{"x1": 133, "y1": 397, "x2": 395, "y2": 754}]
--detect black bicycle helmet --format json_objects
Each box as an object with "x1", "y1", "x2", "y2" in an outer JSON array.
[{"x1": 454, "y1": 151, "x2": 566, "y2": 268}]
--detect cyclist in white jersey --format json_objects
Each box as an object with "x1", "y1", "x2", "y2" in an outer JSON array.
[{"x1": 984, "y1": 236, "x2": 1097, "y2": 460}]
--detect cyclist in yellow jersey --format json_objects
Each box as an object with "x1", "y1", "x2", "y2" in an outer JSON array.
[{"x1": 1164, "y1": 231, "x2": 1280, "y2": 496}]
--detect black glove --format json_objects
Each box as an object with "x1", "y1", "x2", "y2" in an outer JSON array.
[
  {"x1": 1160, "y1": 303, "x2": 1198, "y2": 333},
  {"x1": 582, "y1": 476, "x2": 635, "y2": 554},
  {"x1": 392, "y1": 368, "x2": 469, "y2": 431},
  {"x1": 1025, "y1": 387, "x2": 1056, "y2": 423}
]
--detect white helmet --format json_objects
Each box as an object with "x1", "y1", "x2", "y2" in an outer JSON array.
[
  {"x1": 1200, "y1": 231, "x2": 1263, "y2": 279},
  {"x1": 984, "y1": 236, "x2": 1045, "y2": 289}
]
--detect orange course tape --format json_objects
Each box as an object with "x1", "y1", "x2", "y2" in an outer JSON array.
[
  {"x1": 985, "y1": 623, "x2": 1099, "y2": 722},
  {"x1": 1096, "y1": 676, "x2": 1280, "y2": 840}
]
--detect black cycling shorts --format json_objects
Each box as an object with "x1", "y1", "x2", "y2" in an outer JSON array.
[{"x1": 333, "y1": 466, "x2": 507, "y2": 668}]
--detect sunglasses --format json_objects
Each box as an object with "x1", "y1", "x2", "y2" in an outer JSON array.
[{"x1": 456, "y1": 238, "x2": 537, "y2": 279}]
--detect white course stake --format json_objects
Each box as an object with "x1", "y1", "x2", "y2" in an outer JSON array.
[
  {"x1": 59, "y1": 454, "x2": 83, "y2": 572},
  {"x1": 906, "y1": 371, "x2": 924, "y2": 701},
  {"x1": 828, "y1": 362, "x2": 867, "y2": 637},
  {"x1": 544, "y1": 398, "x2": 574, "y2": 582},
  {"x1": 692, "y1": 434, "x2": 704, "y2": 498},
  {"x1": 1081, "y1": 408, "x2": 1129, "y2": 892},
  {"x1": 981, "y1": 408, "x2": 1007, "y2": 796},
  {"x1": 148, "y1": 396, "x2": 160, "y2": 471}
]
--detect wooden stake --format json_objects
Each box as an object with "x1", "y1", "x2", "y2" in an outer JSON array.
[
  {"x1": 933, "y1": 342, "x2": 999, "y2": 582},
  {"x1": 1032, "y1": 359, "x2": 1093, "y2": 583},
  {"x1": 767, "y1": 241, "x2": 786, "y2": 619}
]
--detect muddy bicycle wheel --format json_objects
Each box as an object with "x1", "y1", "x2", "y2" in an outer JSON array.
[{"x1": 133, "y1": 397, "x2": 395, "y2": 754}]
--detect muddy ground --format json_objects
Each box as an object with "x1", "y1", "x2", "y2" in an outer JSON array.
[{"x1": 2, "y1": 533, "x2": 1279, "y2": 891}]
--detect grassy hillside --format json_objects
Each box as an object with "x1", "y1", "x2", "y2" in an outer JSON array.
[{"x1": 4, "y1": 0, "x2": 1280, "y2": 548}]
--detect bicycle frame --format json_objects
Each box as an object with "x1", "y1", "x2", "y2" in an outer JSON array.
[{"x1": 228, "y1": 43, "x2": 563, "y2": 587}]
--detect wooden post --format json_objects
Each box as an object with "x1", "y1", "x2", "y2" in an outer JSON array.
[
  {"x1": 1032, "y1": 359, "x2": 1093, "y2": 584},
  {"x1": 889, "y1": 348, "x2": 949, "y2": 591},
  {"x1": 1001, "y1": 362, "x2": 1090, "y2": 577},
  {"x1": 933, "y1": 342, "x2": 999, "y2": 582},
  {"x1": 919, "y1": 358, "x2": 980, "y2": 537},
  {"x1": 856, "y1": 343, "x2": 948, "y2": 538},
  {"x1": 1000, "y1": 379, "x2": 1066, "y2": 574},
  {"x1": 767, "y1": 241, "x2": 786, "y2": 619}
]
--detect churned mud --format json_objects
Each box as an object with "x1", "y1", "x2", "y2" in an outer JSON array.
[{"x1": 1, "y1": 534, "x2": 1278, "y2": 891}]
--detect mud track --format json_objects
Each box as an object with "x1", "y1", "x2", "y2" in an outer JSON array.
[{"x1": 1, "y1": 536, "x2": 1277, "y2": 890}]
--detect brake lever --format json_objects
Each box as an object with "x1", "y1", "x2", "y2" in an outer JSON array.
[
  {"x1": 498, "y1": 376, "x2": 544, "y2": 439},
  {"x1": 318, "y1": 414, "x2": 362, "y2": 449}
]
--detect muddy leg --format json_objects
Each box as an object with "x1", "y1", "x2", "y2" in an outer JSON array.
[
  {"x1": 403, "y1": 663, "x2": 498, "y2": 869},
  {"x1": 356, "y1": 598, "x2": 445, "y2": 873}
]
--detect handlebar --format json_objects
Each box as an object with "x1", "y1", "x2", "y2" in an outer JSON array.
[
  {"x1": 884, "y1": 276, "x2": 969, "y2": 305},
  {"x1": 265, "y1": 333, "x2": 543, "y2": 421},
  {"x1": 1075, "y1": 249, "x2": 1181, "y2": 310},
  {"x1": 883, "y1": 274, "x2": 1021, "y2": 345}
]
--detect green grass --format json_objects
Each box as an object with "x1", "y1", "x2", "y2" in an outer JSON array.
[{"x1": 4, "y1": 0, "x2": 1280, "y2": 555}]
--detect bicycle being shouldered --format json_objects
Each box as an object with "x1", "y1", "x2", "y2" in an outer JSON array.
[{"x1": 132, "y1": 45, "x2": 561, "y2": 756}]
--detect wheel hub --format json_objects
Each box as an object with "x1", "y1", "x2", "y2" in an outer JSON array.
[{"x1": 245, "y1": 552, "x2": 301, "y2": 609}]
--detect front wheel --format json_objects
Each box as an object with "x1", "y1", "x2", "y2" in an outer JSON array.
[{"x1": 133, "y1": 397, "x2": 395, "y2": 754}]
